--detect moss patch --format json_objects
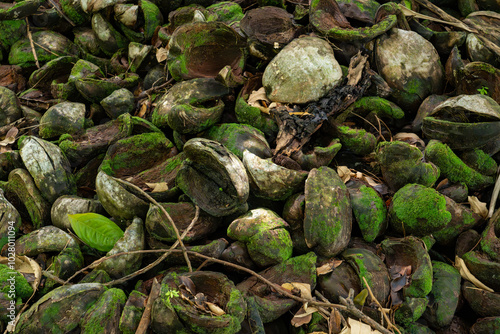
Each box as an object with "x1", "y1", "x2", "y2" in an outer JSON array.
[
  {"x1": 80, "y1": 288, "x2": 127, "y2": 333},
  {"x1": 350, "y1": 185, "x2": 387, "y2": 242},
  {"x1": 337, "y1": 125, "x2": 376, "y2": 156},
  {"x1": 389, "y1": 183, "x2": 451, "y2": 236},
  {"x1": 0, "y1": 264, "x2": 33, "y2": 300},
  {"x1": 424, "y1": 140, "x2": 494, "y2": 191}
]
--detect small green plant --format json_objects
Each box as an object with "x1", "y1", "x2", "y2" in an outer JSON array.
[
  {"x1": 477, "y1": 86, "x2": 489, "y2": 95},
  {"x1": 164, "y1": 289, "x2": 180, "y2": 307}
]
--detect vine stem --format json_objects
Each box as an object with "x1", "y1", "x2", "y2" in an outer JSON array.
[{"x1": 111, "y1": 176, "x2": 193, "y2": 272}]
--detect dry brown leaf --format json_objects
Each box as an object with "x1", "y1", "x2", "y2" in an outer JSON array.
[
  {"x1": 0, "y1": 255, "x2": 42, "y2": 292},
  {"x1": 145, "y1": 182, "x2": 169, "y2": 193},
  {"x1": 337, "y1": 166, "x2": 354, "y2": 183},
  {"x1": 393, "y1": 132, "x2": 425, "y2": 148},
  {"x1": 247, "y1": 87, "x2": 273, "y2": 114},
  {"x1": 291, "y1": 312, "x2": 312, "y2": 327},
  {"x1": 0, "y1": 146, "x2": 12, "y2": 153},
  {"x1": 156, "y1": 47, "x2": 168, "y2": 63},
  {"x1": 206, "y1": 301, "x2": 226, "y2": 316},
  {"x1": 330, "y1": 308, "x2": 343, "y2": 334},
  {"x1": 339, "y1": 318, "x2": 383, "y2": 334},
  {"x1": 289, "y1": 112, "x2": 311, "y2": 116},
  {"x1": 290, "y1": 304, "x2": 318, "y2": 327},
  {"x1": 137, "y1": 101, "x2": 149, "y2": 118},
  {"x1": 468, "y1": 196, "x2": 488, "y2": 219},
  {"x1": 247, "y1": 87, "x2": 270, "y2": 106},
  {"x1": 0, "y1": 126, "x2": 18, "y2": 146},
  {"x1": 435, "y1": 178, "x2": 449, "y2": 191},
  {"x1": 454, "y1": 256, "x2": 494, "y2": 292},
  {"x1": 281, "y1": 282, "x2": 312, "y2": 300},
  {"x1": 317, "y1": 259, "x2": 343, "y2": 276}
]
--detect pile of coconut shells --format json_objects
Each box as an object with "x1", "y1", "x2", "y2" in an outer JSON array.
[{"x1": 1, "y1": 0, "x2": 500, "y2": 332}]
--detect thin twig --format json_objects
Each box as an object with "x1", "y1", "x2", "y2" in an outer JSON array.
[
  {"x1": 398, "y1": 5, "x2": 473, "y2": 32},
  {"x1": 195, "y1": 259, "x2": 210, "y2": 272},
  {"x1": 315, "y1": 290, "x2": 348, "y2": 328},
  {"x1": 103, "y1": 245, "x2": 179, "y2": 286},
  {"x1": 32, "y1": 41, "x2": 61, "y2": 58},
  {"x1": 350, "y1": 111, "x2": 386, "y2": 142},
  {"x1": 26, "y1": 18, "x2": 40, "y2": 69},
  {"x1": 65, "y1": 206, "x2": 199, "y2": 285},
  {"x1": 488, "y1": 166, "x2": 500, "y2": 217},
  {"x1": 339, "y1": 290, "x2": 393, "y2": 334},
  {"x1": 47, "y1": 0, "x2": 75, "y2": 26},
  {"x1": 410, "y1": 0, "x2": 500, "y2": 57},
  {"x1": 61, "y1": 248, "x2": 395, "y2": 333},
  {"x1": 64, "y1": 249, "x2": 162, "y2": 284},
  {"x1": 136, "y1": 78, "x2": 174, "y2": 100},
  {"x1": 375, "y1": 115, "x2": 393, "y2": 142},
  {"x1": 42, "y1": 270, "x2": 67, "y2": 285},
  {"x1": 135, "y1": 277, "x2": 160, "y2": 334},
  {"x1": 103, "y1": 206, "x2": 199, "y2": 286},
  {"x1": 112, "y1": 176, "x2": 192, "y2": 272},
  {"x1": 363, "y1": 277, "x2": 401, "y2": 334}
]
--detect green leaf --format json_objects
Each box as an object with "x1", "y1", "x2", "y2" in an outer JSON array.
[
  {"x1": 68, "y1": 213, "x2": 124, "y2": 252},
  {"x1": 354, "y1": 289, "x2": 368, "y2": 307}
]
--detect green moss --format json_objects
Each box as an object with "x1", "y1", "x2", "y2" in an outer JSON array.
[
  {"x1": 207, "y1": 2, "x2": 244, "y2": 24},
  {"x1": 80, "y1": 288, "x2": 127, "y2": 333},
  {"x1": 432, "y1": 208, "x2": 478, "y2": 244},
  {"x1": 377, "y1": 140, "x2": 440, "y2": 191},
  {"x1": 99, "y1": 132, "x2": 172, "y2": 176},
  {"x1": 59, "y1": 0, "x2": 89, "y2": 25},
  {"x1": 352, "y1": 185, "x2": 387, "y2": 242},
  {"x1": 394, "y1": 297, "x2": 428, "y2": 327},
  {"x1": 235, "y1": 95, "x2": 278, "y2": 138},
  {"x1": 421, "y1": 235, "x2": 436, "y2": 250},
  {"x1": 16, "y1": 135, "x2": 29, "y2": 148},
  {"x1": 390, "y1": 184, "x2": 451, "y2": 236},
  {"x1": 57, "y1": 133, "x2": 74, "y2": 144},
  {"x1": 305, "y1": 167, "x2": 350, "y2": 255},
  {"x1": 404, "y1": 322, "x2": 435, "y2": 333},
  {"x1": 0, "y1": 264, "x2": 33, "y2": 299},
  {"x1": 272, "y1": 252, "x2": 317, "y2": 286},
  {"x1": 224, "y1": 288, "x2": 246, "y2": 333},
  {"x1": 39, "y1": 126, "x2": 65, "y2": 140},
  {"x1": 311, "y1": 3, "x2": 397, "y2": 42},
  {"x1": 343, "y1": 250, "x2": 379, "y2": 293},
  {"x1": 119, "y1": 290, "x2": 146, "y2": 334},
  {"x1": 141, "y1": 0, "x2": 162, "y2": 41},
  {"x1": 9, "y1": 31, "x2": 78, "y2": 68},
  {"x1": 58, "y1": 140, "x2": 79, "y2": 156},
  {"x1": 151, "y1": 105, "x2": 171, "y2": 129},
  {"x1": 424, "y1": 261, "x2": 461, "y2": 327},
  {"x1": 0, "y1": 19, "x2": 26, "y2": 50},
  {"x1": 460, "y1": 148, "x2": 498, "y2": 176},
  {"x1": 424, "y1": 140, "x2": 494, "y2": 191},
  {"x1": 403, "y1": 77, "x2": 426, "y2": 97},
  {"x1": 337, "y1": 125, "x2": 376, "y2": 155},
  {"x1": 247, "y1": 228, "x2": 293, "y2": 266},
  {"x1": 39, "y1": 302, "x2": 64, "y2": 331},
  {"x1": 339, "y1": 96, "x2": 405, "y2": 123},
  {"x1": 204, "y1": 123, "x2": 268, "y2": 159}
]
